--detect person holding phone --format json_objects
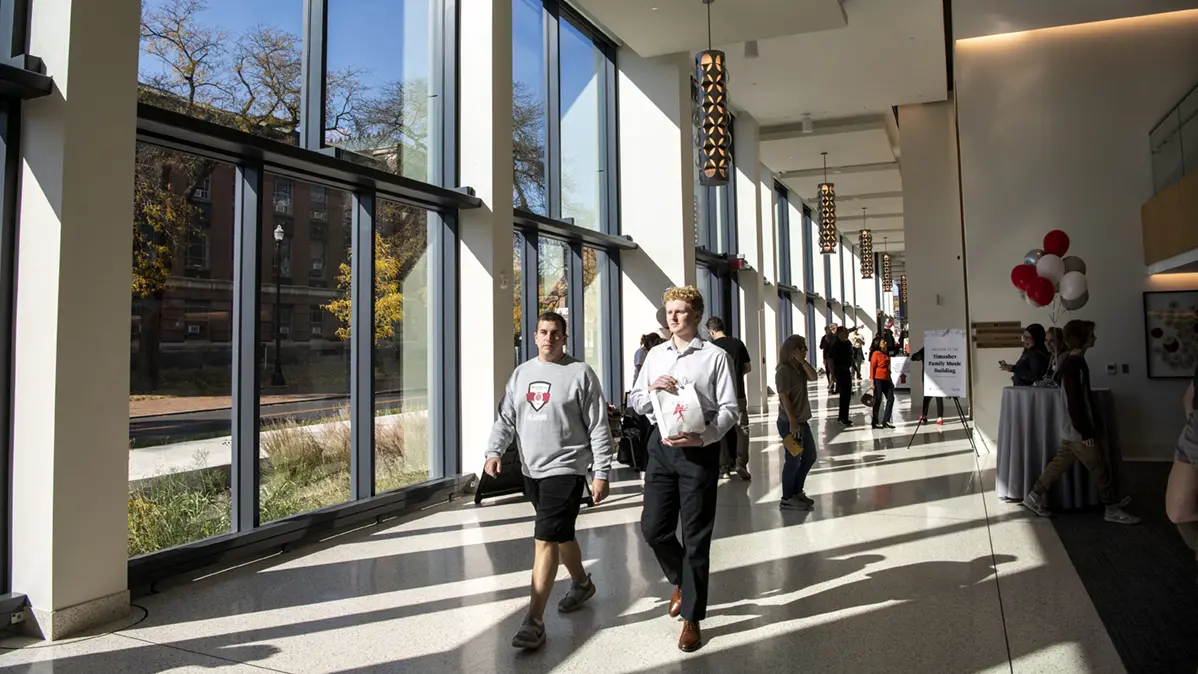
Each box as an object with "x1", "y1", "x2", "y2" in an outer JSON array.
[
  {"x1": 483, "y1": 312, "x2": 614, "y2": 650},
  {"x1": 776, "y1": 335, "x2": 820, "y2": 510},
  {"x1": 629, "y1": 285, "x2": 738, "y2": 653}
]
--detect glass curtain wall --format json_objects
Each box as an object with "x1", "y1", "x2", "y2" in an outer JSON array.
[
  {"x1": 129, "y1": 0, "x2": 455, "y2": 559},
  {"x1": 511, "y1": 1, "x2": 621, "y2": 395}
]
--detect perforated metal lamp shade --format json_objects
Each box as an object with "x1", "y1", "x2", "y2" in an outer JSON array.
[
  {"x1": 882, "y1": 252, "x2": 892, "y2": 289},
  {"x1": 818, "y1": 183, "x2": 836, "y2": 254},
  {"x1": 859, "y1": 229, "x2": 873, "y2": 278},
  {"x1": 697, "y1": 49, "x2": 730, "y2": 186},
  {"x1": 901, "y1": 274, "x2": 908, "y2": 304}
]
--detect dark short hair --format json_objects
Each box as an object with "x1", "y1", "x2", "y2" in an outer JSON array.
[
  {"x1": 1062, "y1": 319, "x2": 1095, "y2": 350},
  {"x1": 537, "y1": 312, "x2": 567, "y2": 334},
  {"x1": 706, "y1": 317, "x2": 726, "y2": 333}
]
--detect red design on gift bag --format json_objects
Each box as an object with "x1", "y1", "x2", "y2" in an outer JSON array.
[{"x1": 673, "y1": 403, "x2": 688, "y2": 422}]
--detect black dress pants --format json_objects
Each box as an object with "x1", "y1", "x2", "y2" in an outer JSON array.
[
  {"x1": 640, "y1": 428, "x2": 720, "y2": 622},
  {"x1": 836, "y1": 370, "x2": 853, "y2": 421}
]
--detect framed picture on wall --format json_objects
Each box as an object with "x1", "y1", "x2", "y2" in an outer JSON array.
[{"x1": 1143, "y1": 290, "x2": 1198, "y2": 378}]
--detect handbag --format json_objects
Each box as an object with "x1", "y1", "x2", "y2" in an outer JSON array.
[
  {"x1": 783, "y1": 432, "x2": 804, "y2": 457},
  {"x1": 650, "y1": 380, "x2": 706, "y2": 439}
]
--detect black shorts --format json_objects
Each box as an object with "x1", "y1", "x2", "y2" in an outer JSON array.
[{"x1": 524, "y1": 475, "x2": 585, "y2": 543}]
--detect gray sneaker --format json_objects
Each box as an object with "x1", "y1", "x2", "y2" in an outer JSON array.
[
  {"x1": 512, "y1": 617, "x2": 545, "y2": 650},
  {"x1": 557, "y1": 574, "x2": 596, "y2": 613},
  {"x1": 1104, "y1": 506, "x2": 1141, "y2": 525},
  {"x1": 780, "y1": 496, "x2": 813, "y2": 511},
  {"x1": 1022, "y1": 490, "x2": 1051, "y2": 517}
]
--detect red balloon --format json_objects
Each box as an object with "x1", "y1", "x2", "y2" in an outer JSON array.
[
  {"x1": 1011, "y1": 264, "x2": 1036, "y2": 290},
  {"x1": 1026, "y1": 276, "x2": 1056, "y2": 307},
  {"x1": 1043, "y1": 230, "x2": 1070, "y2": 257}
]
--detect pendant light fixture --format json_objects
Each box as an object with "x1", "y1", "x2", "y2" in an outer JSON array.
[
  {"x1": 901, "y1": 274, "x2": 908, "y2": 305},
  {"x1": 818, "y1": 151, "x2": 836, "y2": 254},
  {"x1": 696, "y1": 0, "x2": 730, "y2": 187},
  {"x1": 858, "y1": 207, "x2": 873, "y2": 279},
  {"x1": 882, "y1": 237, "x2": 892, "y2": 291}
]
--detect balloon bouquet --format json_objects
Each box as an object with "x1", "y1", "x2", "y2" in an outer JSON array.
[{"x1": 1009, "y1": 229, "x2": 1089, "y2": 325}]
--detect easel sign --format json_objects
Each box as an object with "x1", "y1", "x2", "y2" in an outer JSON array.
[
  {"x1": 908, "y1": 329, "x2": 977, "y2": 455},
  {"x1": 924, "y1": 329, "x2": 968, "y2": 398}
]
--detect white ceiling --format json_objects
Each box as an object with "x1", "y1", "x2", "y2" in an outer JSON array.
[
  {"x1": 760, "y1": 127, "x2": 896, "y2": 172},
  {"x1": 952, "y1": 0, "x2": 1198, "y2": 40},
  {"x1": 570, "y1": 0, "x2": 848, "y2": 58},
  {"x1": 782, "y1": 168, "x2": 903, "y2": 204}
]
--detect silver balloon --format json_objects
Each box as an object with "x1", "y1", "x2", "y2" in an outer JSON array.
[
  {"x1": 1061, "y1": 290, "x2": 1089, "y2": 311},
  {"x1": 1024, "y1": 249, "x2": 1045, "y2": 266},
  {"x1": 1062, "y1": 256, "x2": 1086, "y2": 275}
]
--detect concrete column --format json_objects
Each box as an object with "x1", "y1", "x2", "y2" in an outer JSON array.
[
  {"x1": 733, "y1": 116, "x2": 766, "y2": 412},
  {"x1": 458, "y1": 0, "x2": 514, "y2": 475},
  {"x1": 760, "y1": 166, "x2": 778, "y2": 396},
  {"x1": 11, "y1": 0, "x2": 140, "y2": 639},
  {"x1": 619, "y1": 50, "x2": 695, "y2": 382},
  {"x1": 898, "y1": 99, "x2": 967, "y2": 406}
]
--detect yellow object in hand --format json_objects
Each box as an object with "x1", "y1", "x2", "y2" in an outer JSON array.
[{"x1": 783, "y1": 433, "x2": 804, "y2": 457}]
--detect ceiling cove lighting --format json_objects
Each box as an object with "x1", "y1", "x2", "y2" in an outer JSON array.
[
  {"x1": 696, "y1": 0, "x2": 730, "y2": 187},
  {"x1": 818, "y1": 151, "x2": 836, "y2": 254},
  {"x1": 882, "y1": 237, "x2": 892, "y2": 290},
  {"x1": 858, "y1": 208, "x2": 873, "y2": 279}
]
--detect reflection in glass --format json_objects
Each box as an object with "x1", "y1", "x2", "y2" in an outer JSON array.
[
  {"x1": 325, "y1": 0, "x2": 435, "y2": 182},
  {"x1": 538, "y1": 239, "x2": 569, "y2": 322},
  {"x1": 372, "y1": 200, "x2": 433, "y2": 492},
  {"x1": 583, "y1": 247, "x2": 605, "y2": 384},
  {"x1": 513, "y1": 0, "x2": 547, "y2": 214},
  {"x1": 138, "y1": 0, "x2": 304, "y2": 143},
  {"x1": 258, "y1": 177, "x2": 353, "y2": 523},
  {"x1": 513, "y1": 232, "x2": 524, "y2": 362},
  {"x1": 697, "y1": 266, "x2": 713, "y2": 340},
  {"x1": 128, "y1": 144, "x2": 235, "y2": 556},
  {"x1": 560, "y1": 20, "x2": 603, "y2": 231}
]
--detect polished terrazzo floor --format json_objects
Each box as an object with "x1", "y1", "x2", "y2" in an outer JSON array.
[{"x1": 1, "y1": 382, "x2": 1127, "y2": 673}]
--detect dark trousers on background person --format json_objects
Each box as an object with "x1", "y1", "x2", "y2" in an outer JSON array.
[
  {"x1": 872, "y1": 378, "x2": 895, "y2": 426},
  {"x1": 836, "y1": 370, "x2": 853, "y2": 422},
  {"x1": 720, "y1": 398, "x2": 751, "y2": 473},
  {"x1": 922, "y1": 396, "x2": 944, "y2": 419},
  {"x1": 1033, "y1": 440, "x2": 1117, "y2": 504},
  {"x1": 641, "y1": 428, "x2": 720, "y2": 622},
  {"x1": 777, "y1": 419, "x2": 818, "y2": 499}
]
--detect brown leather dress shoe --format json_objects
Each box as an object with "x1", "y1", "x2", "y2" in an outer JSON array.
[
  {"x1": 679, "y1": 620, "x2": 702, "y2": 652},
  {"x1": 668, "y1": 586, "x2": 682, "y2": 618}
]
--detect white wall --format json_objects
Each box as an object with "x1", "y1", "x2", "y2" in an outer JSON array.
[
  {"x1": 953, "y1": 0, "x2": 1198, "y2": 40},
  {"x1": 955, "y1": 9, "x2": 1198, "y2": 457},
  {"x1": 899, "y1": 98, "x2": 969, "y2": 405}
]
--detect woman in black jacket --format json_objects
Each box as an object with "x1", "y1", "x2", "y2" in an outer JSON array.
[{"x1": 1000, "y1": 323, "x2": 1050, "y2": 386}]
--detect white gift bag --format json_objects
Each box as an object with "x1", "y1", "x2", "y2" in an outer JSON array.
[{"x1": 650, "y1": 382, "x2": 707, "y2": 439}]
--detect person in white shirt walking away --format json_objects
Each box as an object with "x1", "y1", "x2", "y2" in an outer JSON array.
[
  {"x1": 629, "y1": 286, "x2": 738, "y2": 653},
  {"x1": 483, "y1": 312, "x2": 614, "y2": 651}
]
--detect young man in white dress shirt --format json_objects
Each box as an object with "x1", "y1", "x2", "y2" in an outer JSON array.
[{"x1": 629, "y1": 285, "x2": 738, "y2": 653}]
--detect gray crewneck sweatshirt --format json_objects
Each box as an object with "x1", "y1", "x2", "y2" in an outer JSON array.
[{"x1": 485, "y1": 355, "x2": 615, "y2": 480}]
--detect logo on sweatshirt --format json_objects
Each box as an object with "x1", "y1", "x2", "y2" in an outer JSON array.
[{"x1": 526, "y1": 381, "x2": 552, "y2": 411}]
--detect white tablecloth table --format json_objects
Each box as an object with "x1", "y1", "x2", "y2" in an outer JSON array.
[{"x1": 995, "y1": 386, "x2": 1123, "y2": 509}]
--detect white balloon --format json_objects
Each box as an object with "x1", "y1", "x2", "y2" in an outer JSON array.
[
  {"x1": 1062, "y1": 256, "x2": 1086, "y2": 275},
  {"x1": 1059, "y1": 271, "x2": 1087, "y2": 301},
  {"x1": 1036, "y1": 254, "x2": 1066, "y2": 285}
]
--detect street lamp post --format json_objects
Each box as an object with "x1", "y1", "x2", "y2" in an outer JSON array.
[{"x1": 271, "y1": 224, "x2": 287, "y2": 387}]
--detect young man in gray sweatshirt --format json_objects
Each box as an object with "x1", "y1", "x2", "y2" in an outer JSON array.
[{"x1": 484, "y1": 311, "x2": 614, "y2": 651}]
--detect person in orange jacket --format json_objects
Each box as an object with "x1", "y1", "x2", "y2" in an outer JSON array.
[{"x1": 870, "y1": 337, "x2": 895, "y2": 429}]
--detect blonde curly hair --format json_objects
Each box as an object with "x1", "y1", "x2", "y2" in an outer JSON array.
[{"x1": 662, "y1": 285, "x2": 705, "y2": 316}]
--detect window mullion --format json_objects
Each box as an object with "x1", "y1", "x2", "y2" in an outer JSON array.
[
  {"x1": 567, "y1": 242, "x2": 583, "y2": 358},
  {"x1": 521, "y1": 234, "x2": 539, "y2": 363},
  {"x1": 350, "y1": 190, "x2": 376, "y2": 500},
  {"x1": 300, "y1": 0, "x2": 328, "y2": 151},
  {"x1": 431, "y1": 210, "x2": 459, "y2": 478},
  {"x1": 544, "y1": 1, "x2": 562, "y2": 219},
  {"x1": 232, "y1": 162, "x2": 265, "y2": 532}
]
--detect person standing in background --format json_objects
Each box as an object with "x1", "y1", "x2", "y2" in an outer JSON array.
[
  {"x1": 910, "y1": 347, "x2": 944, "y2": 425},
  {"x1": 484, "y1": 312, "x2": 614, "y2": 650},
  {"x1": 1021, "y1": 320, "x2": 1139, "y2": 524},
  {"x1": 1000, "y1": 323, "x2": 1050, "y2": 386},
  {"x1": 850, "y1": 329, "x2": 866, "y2": 380},
  {"x1": 871, "y1": 342, "x2": 895, "y2": 429},
  {"x1": 830, "y1": 327, "x2": 855, "y2": 426},
  {"x1": 632, "y1": 333, "x2": 664, "y2": 386},
  {"x1": 1045, "y1": 327, "x2": 1066, "y2": 383},
  {"x1": 1167, "y1": 363, "x2": 1198, "y2": 563},
  {"x1": 775, "y1": 335, "x2": 820, "y2": 510},
  {"x1": 707, "y1": 317, "x2": 752, "y2": 481},
  {"x1": 820, "y1": 325, "x2": 838, "y2": 394}
]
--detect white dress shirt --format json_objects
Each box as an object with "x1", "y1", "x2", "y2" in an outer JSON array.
[{"x1": 628, "y1": 336, "x2": 739, "y2": 447}]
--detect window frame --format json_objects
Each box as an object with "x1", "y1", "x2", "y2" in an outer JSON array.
[
  {"x1": 512, "y1": 0, "x2": 625, "y2": 398},
  {"x1": 127, "y1": 0, "x2": 474, "y2": 589}
]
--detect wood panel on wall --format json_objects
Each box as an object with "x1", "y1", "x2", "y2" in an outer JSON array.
[{"x1": 1143, "y1": 171, "x2": 1198, "y2": 265}]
